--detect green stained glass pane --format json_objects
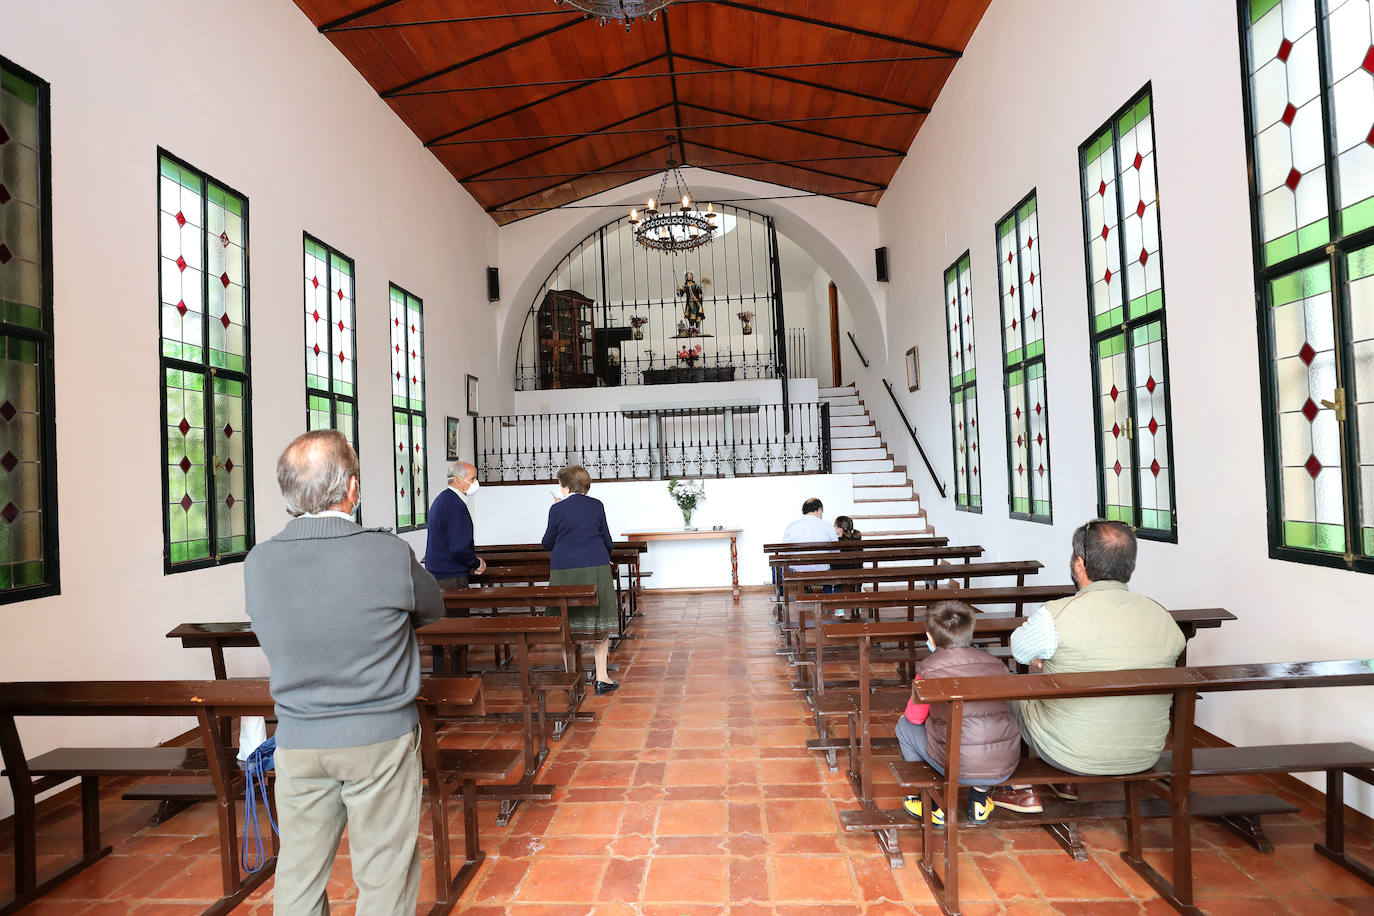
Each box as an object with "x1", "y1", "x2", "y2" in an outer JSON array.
[
  {"x1": 1350, "y1": 246, "x2": 1374, "y2": 282},
  {"x1": 1265, "y1": 232, "x2": 1299, "y2": 267},
  {"x1": 0, "y1": 330, "x2": 48, "y2": 591},
  {"x1": 1033, "y1": 499, "x2": 1051, "y2": 517},
  {"x1": 1363, "y1": 527, "x2": 1374, "y2": 557},
  {"x1": 1008, "y1": 368, "x2": 1024, "y2": 386},
  {"x1": 1343, "y1": 200, "x2": 1374, "y2": 236},
  {"x1": 165, "y1": 366, "x2": 208, "y2": 566},
  {"x1": 1298, "y1": 218, "x2": 1331, "y2": 253},
  {"x1": 1105, "y1": 504, "x2": 1132, "y2": 522},
  {"x1": 1013, "y1": 496, "x2": 1029, "y2": 515},
  {"x1": 1251, "y1": 0, "x2": 1282, "y2": 22},
  {"x1": 1006, "y1": 349, "x2": 1022, "y2": 367}
]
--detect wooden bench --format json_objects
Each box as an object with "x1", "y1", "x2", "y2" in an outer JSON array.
[
  {"x1": 808, "y1": 609, "x2": 1234, "y2": 782},
  {"x1": 763, "y1": 535, "x2": 950, "y2": 554},
  {"x1": 767, "y1": 544, "x2": 985, "y2": 571},
  {"x1": 0, "y1": 677, "x2": 497, "y2": 916},
  {"x1": 889, "y1": 660, "x2": 1374, "y2": 915},
  {"x1": 782, "y1": 584, "x2": 1077, "y2": 660},
  {"x1": 442, "y1": 585, "x2": 598, "y2": 671},
  {"x1": 418, "y1": 616, "x2": 581, "y2": 825}
]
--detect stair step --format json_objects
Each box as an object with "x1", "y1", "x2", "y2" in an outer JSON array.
[
  {"x1": 854, "y1": 483, "x2": 914, "y2": 497},
  {"x1": 831, "y1": 424, "x2": 878, "y2": 439},
  {"x1": 832, "y1": 458, "x2": 896, "y2": 472},
  {"x1": 829, "y1": 405, "x2": 867, "y2": 417},
  {"x1": 833, "y1": 447, "x2": 888, "y2": 462},
  {"x1": 829, "y1": 415, "x2": 872, "y2": 427},
  {"x1": 821, "y1": 394, "x2": 860, "y2": 407},
  {"x1": 818, "y1": 385, "x2": 855, "y2": 397},
  {"x1": 852, "y1": 499, "x2": 922, "y2": 515},
  {"x1": 830, "y1": 435, "x2": 881, "y2": 449},
  {"x1": 865, "y1": 526, "x2": 934, "y2": 536},
  {"x1": 851, "y1": 471, "x2": 907, "y2": 486}
]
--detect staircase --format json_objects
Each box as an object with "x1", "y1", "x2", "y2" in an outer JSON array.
[{"x1": 819, "y1": 384, "x2": 933, "y2": 537}]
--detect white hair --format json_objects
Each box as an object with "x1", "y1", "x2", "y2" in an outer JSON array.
[{"x1": 446, "y1": 460, "x2": 474, "y2": 482}]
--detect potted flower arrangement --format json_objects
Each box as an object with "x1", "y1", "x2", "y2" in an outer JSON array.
[
  {"x1": 737, "y1": 310, "x2": 755, "y2": 335},
  {"x1": 667, "y1": 478, "x2": 706, "y2": 529},
  {"x1": 629, "y1": 314, "x2": 648, "y2": 340},
  {"x1": 677, "y1": 343, "x2": 703, "y2": 367}
]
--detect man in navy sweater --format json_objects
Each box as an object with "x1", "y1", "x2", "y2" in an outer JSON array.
[{"x1": 425, "y1": 461, "x2": 486, "y2": 589}]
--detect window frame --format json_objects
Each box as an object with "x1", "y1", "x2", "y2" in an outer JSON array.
[
  {"x1": 1076, "y1": 83, "x2": 1180, "y2": 543},
  {"x1": 943, "y1": 251, "x2": 982, "y2": 513},
  {"x1": 995, "y1": 190, "x2": 1053, "y2": 524},
  {"x1": 303, "y1": 233, "x2": 360, "y2": 519},
  {"x1": 389, "y1": 283, "x2": 427, "y2": 532},
  {"x1": 1236, "y1": 0, "x2": 1374, "y2": 573},
  {"x1": 156, "y1": 148, "x2": 255, "y2": 574},
  {"x1": 0, "y1": 55, "x2": 60, "y2": 604}
]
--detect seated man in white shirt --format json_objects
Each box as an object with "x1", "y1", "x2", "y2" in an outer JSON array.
[{"x1": 780, "y1": 497, "x2": 842, "y2": 610}]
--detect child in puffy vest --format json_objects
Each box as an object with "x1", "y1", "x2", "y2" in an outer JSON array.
[{"x1": 896, "y1": 600, "x2": 1022, "y2": 825}]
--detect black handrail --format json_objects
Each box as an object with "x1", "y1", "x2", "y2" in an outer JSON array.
[
  {"x1": 846, "y1": 331, "x2": 870, "y2": 368},
  {"x1": 882, "y1": 379, "x2": 947, "y2": 499}
]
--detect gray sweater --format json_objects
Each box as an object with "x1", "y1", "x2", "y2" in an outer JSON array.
[{"x1": 245, "y1": 516, "x2": 445, "y2": 749}]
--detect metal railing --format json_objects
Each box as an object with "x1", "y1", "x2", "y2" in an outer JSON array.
[
  {"x1": 476, "y1": 402, "x2": 832, "y2": 483},
  {"x1": 882, "y1": 379, "x2": 947, "y2": 499},
  {"x1": 847, "y1": 331, "x2": 870, "y2": 368},
  {"x1": 786, "y1": 327, "x2": 808, "y2": 378}
]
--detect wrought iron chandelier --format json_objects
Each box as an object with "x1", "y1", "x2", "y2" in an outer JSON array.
[
  {"x1": 553, "y1": 0, "x2": 674, "y2": 31},
  {"x1": 629, "y1": 152, "x2": 718, "y2": 254}
]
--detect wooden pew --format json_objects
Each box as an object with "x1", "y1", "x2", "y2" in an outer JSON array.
[
  {"x1": 783, "y1": 560, "x2": 1044, "y2": 601},
  {"x1": 810, "y1": 610, "x2": 1236, "y2": 791},
  {"x1": 783, "y1": 584, "x2": 1078, "y2": 661},
  {"x1": 475, "y1": 545, "x2": 649, "y2": 628},
  {"x1": 763, "y1": 535, "x2": 950, "y2": 554},
  {"x1": 418, "y1": 617, "x2": 576, "y2": 825},
  {"x1": 767, "y1": 545, "x2": 985, "y2": 570},
  {"x1": 0, "y1": 677, "x2": 497, "y2": 916},
  {"x1": 891, "y1": 660, "x2": 1374, "y2": 916}
]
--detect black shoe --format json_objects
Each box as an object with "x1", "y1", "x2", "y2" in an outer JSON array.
[{"x1": 594, "y1": 680, "x2": 620, "y2": 695}]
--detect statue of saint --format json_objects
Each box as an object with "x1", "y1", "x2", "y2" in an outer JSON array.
[{"x1": 677, "y1": 271, "x2": 706, "y2": 334}]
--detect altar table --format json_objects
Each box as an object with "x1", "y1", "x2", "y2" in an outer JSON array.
[{"x1": 620, "y1": 527, "x2": 744, "y2": 600}]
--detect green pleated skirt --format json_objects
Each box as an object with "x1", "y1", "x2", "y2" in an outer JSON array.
[{"x1": 548, "y1": 563, "x2": 618, "y2": 640}]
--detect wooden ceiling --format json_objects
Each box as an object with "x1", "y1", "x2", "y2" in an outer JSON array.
[{"x1": 291, "y1": 0, "x2": 991, "y2": 225}]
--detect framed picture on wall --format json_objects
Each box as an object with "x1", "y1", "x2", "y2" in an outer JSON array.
[
  {"x1": 905, "y1": 347, "x2": 920, "y2": 392},
  {"x1": 445, "y1": 417, "x2": 460, "y2": 462},
  {"x1": 466, "y1": 374, "x2": 479, "y2": 416}
]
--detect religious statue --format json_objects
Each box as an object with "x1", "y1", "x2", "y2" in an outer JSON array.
[{"x1": 677, "y1": 271, "x2": 706, "y2": 334}]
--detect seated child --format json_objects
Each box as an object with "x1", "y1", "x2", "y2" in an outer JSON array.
[
  {"x1": 831, "y1": 516, "x2": 863, "y2": 618},
  {"x1": 896, "y1": 600, "x2": 1022, "y2": 825}
]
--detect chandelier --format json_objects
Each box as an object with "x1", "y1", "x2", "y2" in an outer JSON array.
[
  {"x1": 553, "y1": 0, "x2": 674, "y2": 31},
  {"x1": 629, "y1": 153, "x2": 718, "y2": 254}
]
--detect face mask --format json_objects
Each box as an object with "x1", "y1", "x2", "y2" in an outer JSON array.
[
  {"x1": 926, "y1": 636, "x2": 936, "y2": 653},
  {"x1": 465, "y1": 479, "x2": 481, "y2": 495}
]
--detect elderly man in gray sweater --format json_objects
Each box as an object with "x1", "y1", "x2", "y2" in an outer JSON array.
[{"x1": 246, "y1": 429, "x2": 444, "y2": 915}]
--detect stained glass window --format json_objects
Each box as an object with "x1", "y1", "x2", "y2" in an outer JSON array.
[
  {"x1": 0, "y1": 58, "x2": 58, "y2": 602},
  {"x1": 1242, "y1": 0, "x2": 1374, "y2": 571},
  {"x1": 1078, "y1": 86, "x2": 1177, "y2": 540},
  {"x1": 944, "y1": 253, "x2": 981, "y2": 512},
  {"x1": 304, "y1": 235, "x2": 359, "y2": 516},
  {"x1": 158, "y1": 151, "x2": 253, "y2": 571},
  {"x1": 996, "y1": 192, "x2": 1052, "y2": 523},
  {"x1": 390, "y1": 284, "x2": 427, "y2": 531}
]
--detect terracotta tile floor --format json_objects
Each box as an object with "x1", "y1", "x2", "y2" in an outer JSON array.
[{"x1": 5, "y1": 591, "x2": 1374, "y2": 914}]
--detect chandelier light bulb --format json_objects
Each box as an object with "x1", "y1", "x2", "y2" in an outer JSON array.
[
  {"x1": 682, "y1": 195, "x2": 691, "y2": 208},
  {"x1": 647, "y1": 197, "x2": 656, "y2": 211}
]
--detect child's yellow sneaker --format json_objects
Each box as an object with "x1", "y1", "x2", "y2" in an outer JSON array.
[{"x1": 901, "y1": 794, "x2": 944, "y2": 826}]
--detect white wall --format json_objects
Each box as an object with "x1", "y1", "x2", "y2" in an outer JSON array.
[
  {"x1": 0, "y1": 0, "x2": 497, "y2": 817},
  {"x1": 472, "y1": 473, "x2": 854, "y2": 590},
  {"x1": 876, "y1": 0, "x2": 1374, "y2": 809}
]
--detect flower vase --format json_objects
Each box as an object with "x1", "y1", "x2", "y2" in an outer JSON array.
[
  {"x1": 681, "y1": 507, "x2": 695, "y2": 529},
  {"x1": 633, "y1": 328, "x2": 644, "y2": 340},
  {"x1": 741, "y1": 323, "x2": 753, "y2": 335}
]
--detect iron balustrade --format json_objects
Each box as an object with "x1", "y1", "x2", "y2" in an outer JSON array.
[{"x1": 475, "y1": 402, "x2": 832, "y2": 483}]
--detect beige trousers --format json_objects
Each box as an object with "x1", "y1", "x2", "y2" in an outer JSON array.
[{"x1": 272, "y1": 727, "x2": 422, "y2": 916}]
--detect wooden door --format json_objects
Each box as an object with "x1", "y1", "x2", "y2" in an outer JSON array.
[{"x1": 828, "y1": 282, "x2": 841, "y2": 387}]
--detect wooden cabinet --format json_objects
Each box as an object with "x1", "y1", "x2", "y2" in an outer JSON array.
[{"x1": 537, "y1": 289, "x2": 597, "y2": 389}]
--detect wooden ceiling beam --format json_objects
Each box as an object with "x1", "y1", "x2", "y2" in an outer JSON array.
[
  {"x1": 380, "y1": 17, "x2": 587, "y2": 98},
  {"x1": 394, "y1": 53, "x2": 949, "y2": 96},
  {"x1": 423, "y1": 53, "x2": 669, "y2": 146},
  {"x1": 456, "y1": 103, "x2": 675, "y2": 182},
  {"x1": 429, "y1": 107, "x2": 917, "y2": 147},
  {"x1": 684, "y1": 138, "x2": 887, "y2": 190},
  {"x1": 675, "y1": 52, "x2": 930, "y2": 112},
  {"x1": 460, "y1": 152, "x2": 903, "y2": 183},
  {"x1": 678, "y1": 101, "x2": 911, "y2": 156},
  {"x1": 484, "y1": 142, "x2": 676, "y2": 213},
  {"x1": 325, "y1": 8, "x2": 575, "y2": 33},
  {"x1": 705, "y1": 1, "x2": 963, "y2": 58},
  {"x1": 661, "y1": 14, "x2": 687, "y2": 163},
  {"x1": 317, "y1": 0, "x2": 409, "y2": 33}
]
